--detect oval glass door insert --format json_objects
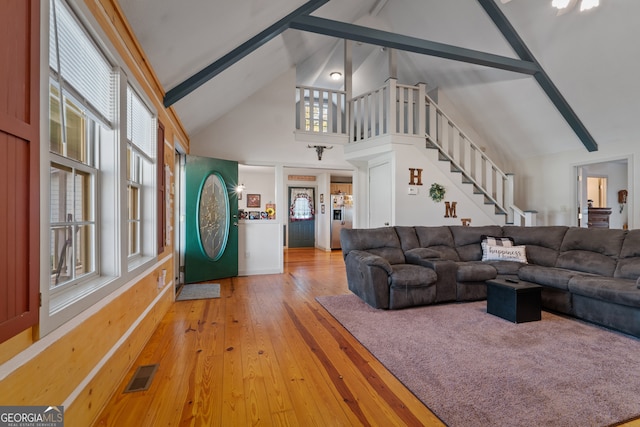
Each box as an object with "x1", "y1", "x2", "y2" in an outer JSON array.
[{"x1": 197, "y1": 172, "x2": 229, "y2": 260}]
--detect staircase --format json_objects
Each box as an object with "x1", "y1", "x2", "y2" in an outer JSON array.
[
  {"x1": 423, "y1": 92, "x2": 536, "y2": 226},
  {"x1": 426, "y1": 137, "x2": 508, "y2": 220},
  {"x1": 294, "y1": 79, "x2": 537, "y2": 226}
]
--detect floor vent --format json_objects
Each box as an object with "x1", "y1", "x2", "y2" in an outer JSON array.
[{"x1": 123, "y1": 364, "x2": 159, "y2": 393}]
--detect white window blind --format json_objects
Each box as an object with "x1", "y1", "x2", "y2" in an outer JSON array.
[
  {"x1": 50, "y1": 0, "x2": 113, "y2": 124},
  {"x1": 127, "y1": 86, "x2": 155, "y2": 159}
]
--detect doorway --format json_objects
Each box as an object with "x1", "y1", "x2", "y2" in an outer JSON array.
[
  {"x1": 288, "y1": 187, "x2": 315, "y2": 247},
  {"x1": 587, "y1": 176, "x2": 607, "y2": 208},
  {"x1": 576, "y1": 158, "x2": 630, "y2": 229}
]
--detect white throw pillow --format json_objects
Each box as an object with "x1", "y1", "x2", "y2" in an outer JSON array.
[
  {"x1": 481, "y1": 235, "x2": 514, "y2": 247},
  {"x1": 482, "y1": 242, "x2": 528, "y2": 263}
]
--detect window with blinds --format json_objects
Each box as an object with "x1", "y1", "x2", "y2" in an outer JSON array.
[
  {"x1": 43, "y1": 0, "x2": 160, "y2": 335},
  {"x1": 127, "y1": 86, "x2": 156, "y2": 259},
  {"x1": 48, "y1": 0, "x2": 113, "y2": 291}
]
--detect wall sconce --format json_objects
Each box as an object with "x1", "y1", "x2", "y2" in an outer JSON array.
[{"x1": 235, "y1": 183, "x2": 245, "y2": 200}]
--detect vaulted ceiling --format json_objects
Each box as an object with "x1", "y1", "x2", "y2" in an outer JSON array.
[{"x1": 118, "y1": 0, "x2": 640, "y2": 161}]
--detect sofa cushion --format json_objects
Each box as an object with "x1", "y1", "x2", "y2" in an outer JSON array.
[
  {"x1": 456, "y1": 261, "x2": 497, "y2": 282},
  {"x1": 619, "y1": 229, "x2": 640, "y2": 258},
  {"x1": 559, "y1": 227, "x2": 626, "y2": 256},
  {"x1": 556, "y1": 227, "x2": 626, "y2": 276},
  {"x1": 389, "y1": 264, "x2": 438, "y2": 288},
  {"x1": 556, "y1": 250, "x2": 619, "y2": 277},
  {"x1": 395, "y1": 226, "x2": 420, "y2": 252},
  {"x1": 413, "y1": 226, "x2": 459, "y2": 261},
  {"x1": 615, "y1": 229, "x2": 640, "y2": 279},
  {"x1": 415, "y1": 226, "x2": 455, "y2": 246},
  {"x1": 503, "y1": 226, "x2": 568, "y2": 267},
  {"x1": 518, "y1": 265, "x2": 581, "y2": 291},
  {"x1": 450, "y1": 225, "x2": 503, "y2": 261},
  {"x1": 614, "y1": 257, "x2": 640, "y2": 281},
  {"x1": 404, "y1": 247, "x2": 445, "y2": 264},
  {"x1": 340, "y1": 227, "x2": 406, "y2": 265},
  {"x1": 568, "y1": 276, "x2": 640, "y2": 307}
]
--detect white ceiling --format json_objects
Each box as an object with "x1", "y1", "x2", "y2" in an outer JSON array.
[{"x1": 118, "y1": 0, "x2": 640, "y2": 161}]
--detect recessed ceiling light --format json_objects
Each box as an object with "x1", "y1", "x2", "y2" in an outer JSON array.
[{"x1": 330, "y1": 72, "x2": 342, "y2": 81}]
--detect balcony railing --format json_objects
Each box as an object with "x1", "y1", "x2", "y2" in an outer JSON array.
[
  {"x1": 295, "y1": 79, "x2": 533, "y2": 225},
  {"x1": 295, "y1": 86, "x2": 347, "y2": 135}
]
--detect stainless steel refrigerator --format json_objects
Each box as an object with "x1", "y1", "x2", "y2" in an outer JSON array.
[{"x1": 330, "y1": 194, "x2": 353, "y2": 249}]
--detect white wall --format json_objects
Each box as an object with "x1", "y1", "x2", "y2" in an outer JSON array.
[
  {"x1": 391, "y1": 144, "x2": 500, "y2": 227},
  {"x1": 236, "y1": 166, "x2": 281, "y2": 275},
  {"x1": 515, "y1": 140, "x2": 636, "y2": 229},
  {"x1": 191, "y1": 68, "x2": 352, "y2": 170},
  {"x1": 347, "y1": 140, "x2": 504, "y2": 228}
]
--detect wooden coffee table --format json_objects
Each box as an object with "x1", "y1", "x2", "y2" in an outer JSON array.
[{"x1": 486, "y1": 278, "x2": 542, "y2": 323}]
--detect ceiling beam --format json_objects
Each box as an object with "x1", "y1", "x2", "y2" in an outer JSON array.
[
  {"x1": 289, "y1": 15, "x2": 540, "y2": 75},
  {"x1": 163, "y1": 0, "x2": 329, "y2": 108},
  {"x1": 476, "y1": 0, "x2": 598, "y2": 152}
]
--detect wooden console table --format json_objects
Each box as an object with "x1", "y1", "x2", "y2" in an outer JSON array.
[{"x1": 587, "y1": 207, "x2": 612, "y2": 228}]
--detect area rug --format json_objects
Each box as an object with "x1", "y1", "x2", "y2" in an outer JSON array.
[
  {"x1": 176, "y1": 283, "x2": 220, "y2": 301},
  {"x1": 316, "y1": 294, "x2": 640, "y2": 427}
]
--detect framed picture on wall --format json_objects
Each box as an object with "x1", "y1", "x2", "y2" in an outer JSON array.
[{"x1": 247, "y1": 194, "x2": 261, "y2": 208}]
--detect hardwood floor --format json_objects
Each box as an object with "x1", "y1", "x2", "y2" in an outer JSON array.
[{"x1": 93, "y1": 249, "x2": 443, "y2": 426}]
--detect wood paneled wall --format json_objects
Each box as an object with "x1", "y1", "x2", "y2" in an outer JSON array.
[{"x1": 0, "y1": 0, "x2": 188, "y2": 425}]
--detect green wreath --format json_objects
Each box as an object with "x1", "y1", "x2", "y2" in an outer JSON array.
[{"x1": 429, "y1": 183, "x2": 446, "y2": 202}]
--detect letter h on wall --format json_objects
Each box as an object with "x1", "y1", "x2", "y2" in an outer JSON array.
[{"x1": 408, "y1": 168, "x2": 423, "y2": 186}]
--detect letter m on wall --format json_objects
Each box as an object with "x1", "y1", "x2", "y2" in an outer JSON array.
[{"x1": 0, "y1": 1, "x2": 40, "y2": 343}]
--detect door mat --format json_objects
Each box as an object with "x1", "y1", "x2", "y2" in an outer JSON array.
[{"x1": 176, "y1": 283, "x2": 220, "y2": 301}]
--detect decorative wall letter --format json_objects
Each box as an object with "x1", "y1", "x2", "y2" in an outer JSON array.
[
  {"x1": 444, "y1": 201, "x2": 457, "y2": 218},
  {"x1": 408, "y1": 168, "x2": 423, "y2": 186},
  {"x1": 461, "y1": 218, "x2": 472, "y2": 226}
]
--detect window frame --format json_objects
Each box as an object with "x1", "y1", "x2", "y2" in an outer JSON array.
[
  {"x1": 40, "y1": 0, "x2": 160, "y2": 335},
  {"x1": 126, "y1": 84, "x2": 158, "y2": 267}
]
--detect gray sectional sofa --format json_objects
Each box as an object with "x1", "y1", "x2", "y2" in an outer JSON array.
[{"x1": 340, "y1": 225, "x2": 640, "y2": 337}]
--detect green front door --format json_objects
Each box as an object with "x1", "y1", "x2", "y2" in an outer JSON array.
[{"x1": 184, "y1": 155, "x2": 238, "y2": 283}]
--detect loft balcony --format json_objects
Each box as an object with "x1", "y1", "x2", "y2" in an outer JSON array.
[{"x1": 294, "y1": 78, "x2": 536, "y2": 226}]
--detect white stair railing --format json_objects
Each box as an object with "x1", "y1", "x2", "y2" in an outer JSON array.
[{"x1": 425, "y1": 93, "x2": 531, "y2": 225}]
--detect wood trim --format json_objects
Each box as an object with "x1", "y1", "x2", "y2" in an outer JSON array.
[{"x1": 157, "y1": 121, "x2": 166, "y2": 254}]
